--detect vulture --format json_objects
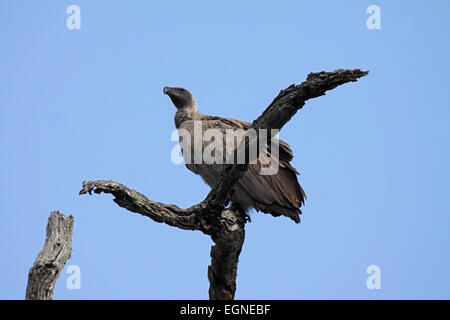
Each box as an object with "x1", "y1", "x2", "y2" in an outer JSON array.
[{"x1": 164, "y1": 86, "x2": 306, "y2": 223}]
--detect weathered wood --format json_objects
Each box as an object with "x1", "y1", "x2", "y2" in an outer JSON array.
[
  {"x1": 208, "y1": 209, "x2": 246, "y2": 300},
  {"x1": 201, "y1": 69, "x2": 369, "y2": 216},
  {"x1": 80, "y1": 69, "x2": 368, "y2": 299},
  {"x1": 79, "y1": 180, "x2": 217, "y2": 235},
  {"x1": 25, "y1": 211, "x2": 74, "y2": 300}
]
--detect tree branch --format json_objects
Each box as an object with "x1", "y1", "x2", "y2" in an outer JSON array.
[
  {"x1": 202, "y1": 69, "x2": 369, "y2": 214},
  {"x1": 79, "y1": 68, "x2": 368, "y2": 299},
  {"x1": 25, "y1": 211, "x2": 74, "y2": 300},
  {"x1": 79, "y1": 180, "x2": 217, "y2": 235}
]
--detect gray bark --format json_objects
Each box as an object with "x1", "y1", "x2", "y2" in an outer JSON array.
[
  {"x1": 25, "y1": 211, "x2": 74, "y2": 300},
  {"x1": 208, "y1": 209, "x2": 246, "y2": 300},
  {"x1": 80, "y1": 69, "x2": 368, "y2": 299}
]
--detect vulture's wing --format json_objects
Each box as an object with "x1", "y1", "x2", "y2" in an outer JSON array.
[{"x1": 180, "y1": 114, "x2": 306, "y2": 223}]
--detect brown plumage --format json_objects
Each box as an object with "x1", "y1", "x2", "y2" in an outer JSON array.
[{"x1": 164, "y1": 86, "x2": 306, "y2": 223}]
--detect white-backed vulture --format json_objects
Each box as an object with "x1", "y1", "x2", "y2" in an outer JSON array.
[{"x1": 164, "y1": 86, "x2": 306, "y2": 223}]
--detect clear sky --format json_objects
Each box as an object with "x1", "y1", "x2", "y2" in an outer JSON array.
[{"x1": 1, "y1": 0, "x2": 449, "y2": 299}]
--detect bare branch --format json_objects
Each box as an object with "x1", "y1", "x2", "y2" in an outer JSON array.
[
  {"x1": 203, "y1": 69, "x2": 369, "y2": 213},
  {"x1": 25, "y1": 211, "x2": 74, "y2": 300},
  {"x1": 80, "y1": 69, "x2": 367, "y2": 223},
  {"x1": 79, "y1": 180, "x2": 217, "y2": 235},
  {"x1": 79, "y1": 69, "x2": 368, "y2": 300}
]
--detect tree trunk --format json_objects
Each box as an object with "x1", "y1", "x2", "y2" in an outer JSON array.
[
  {"x1": 79, "y1": 69, "x2": 368, "y2": 299},
  {"x1": 25, "y1": 211, "x2": 74, "y2": 300},
  {"x1": 208, "y1": 209, "x2": 246, "y2": 300}
]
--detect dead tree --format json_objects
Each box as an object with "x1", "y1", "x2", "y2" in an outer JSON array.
[
  {"x1": 25, "y1": 211, "x2": 74, "y2": 300},
  {"x1": 79, "y1": 69, "x2": 368, "y2": 299}
]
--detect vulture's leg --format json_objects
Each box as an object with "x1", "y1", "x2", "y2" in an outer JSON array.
[{"x1": 230, "y1": 203, "x2": 251, "y2": 223}]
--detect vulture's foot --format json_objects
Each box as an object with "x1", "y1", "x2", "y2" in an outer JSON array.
[{"x1": 230, "y1": 204, "x2": 251, "y2": 223}]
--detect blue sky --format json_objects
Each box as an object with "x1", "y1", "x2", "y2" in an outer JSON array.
[{"x1": 1, "y1": 0, "x2": 449, "y2": 299}]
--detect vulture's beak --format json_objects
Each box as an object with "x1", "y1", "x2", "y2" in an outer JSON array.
[{"x1": 163, "y1": 87, "x2": 173, "y2": 95}]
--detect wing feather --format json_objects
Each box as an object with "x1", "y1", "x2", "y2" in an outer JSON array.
[{"x1": 180, "y1": 113, "x2": 306, "y2": 223}]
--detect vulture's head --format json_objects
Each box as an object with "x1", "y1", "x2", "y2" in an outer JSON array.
[{"x1": 163, "y1": 87, "x2": 196, "y2": 111}]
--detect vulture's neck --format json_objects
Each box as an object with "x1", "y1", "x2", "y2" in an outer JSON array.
[{"x1": 175, "y1": 107, "x2": 198, "y2": 128}]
